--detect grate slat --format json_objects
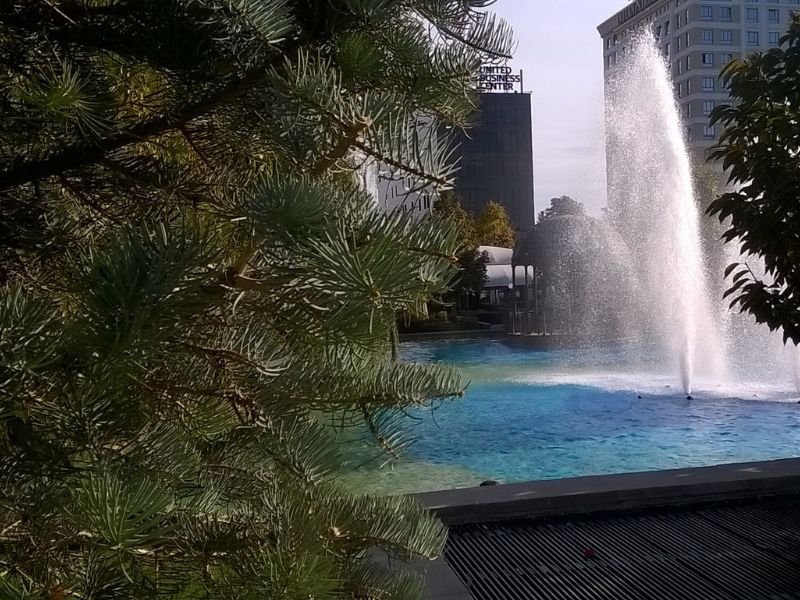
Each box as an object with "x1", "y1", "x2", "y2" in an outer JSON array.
[{"x1": 444, "y1": 496, "x2": 800, "y2": 600}]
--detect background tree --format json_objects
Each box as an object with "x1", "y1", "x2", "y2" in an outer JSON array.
[
  {"x1": 538, "y1": 196, "x2": 585, "y2": 223},
  {"x1": 433, "y1": 192, "x2": 487, "y2": 312},
  {"x1": 708, "y1": 14, "x2": 800, "y2": 343},
  {"x1": 434, "y1": 191, "x2": 478, "y2": 247},
  {"x1": 475, "y1": 201, "x2": 516, "y2": 247},
  {"x1": 0, "y1": 1, "x2": 512, "y2": 597}
]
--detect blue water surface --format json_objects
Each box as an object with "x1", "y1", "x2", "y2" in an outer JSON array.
[{"x1": 349, "y1": 338, "x2": 800, "y2": 494}]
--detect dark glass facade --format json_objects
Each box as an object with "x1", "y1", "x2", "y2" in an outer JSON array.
[{"x1": 453, "y1": 93, "x2": 535, "y2": 232}]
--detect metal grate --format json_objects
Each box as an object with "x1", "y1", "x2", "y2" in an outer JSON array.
[{"x1": 445, "y1": 496, "x2": 800, "y2": 600}]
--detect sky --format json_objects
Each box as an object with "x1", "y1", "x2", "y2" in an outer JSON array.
[{"x1": 489, "y1": 0, "x2": 631, "y2": 216}]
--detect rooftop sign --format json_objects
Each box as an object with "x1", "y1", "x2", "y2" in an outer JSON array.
[
  {"x1": 616, "y1": 0, "x2": 663, "y2": 26},
  {"x1": 478, "y1": 66, "x2": 524, "y2": 93}
]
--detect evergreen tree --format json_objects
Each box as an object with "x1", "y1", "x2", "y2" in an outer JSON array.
[
  {"x1": 0, "y1": 1, "x2": 513, "y2": 597},
  {"x1": 475, "y1": 201, "x2": 516, "y2": 247}
]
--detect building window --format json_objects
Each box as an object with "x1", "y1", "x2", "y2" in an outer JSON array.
[
  {"x1": 677, "y1": 36, "x2": 682, "y2": 51},
  {"x1": 665, "y1": 20, "x2": 671, "y2": 35},
  {"x1": 676, "y1": 59, "x2": 683, "y2": 74},
  {"x1": 747, "y1": 31, "x2": 760, "y2": 45},
  {"x1": 702, "y1": 76, "x2": 715, "y2": 91},
  {"x1": 768, "y1": 8, "x2": 779, "y2": 23},
  {"x1": 701, "y1": 5, "x2": 713, "y2": 20},
  {"x1": 703, "y1": 100, "x2": 715, "y2": 116},
  {"x1": 677, "y1": 13, "x2": 682, "y2": 27},
  {"x1": 606, "y1": 38, "x2": 612, "y2": 49},
  {"x1": 686, "y1": 55, "x2": 691, "y2": 70},
  {"x1": 685, "y1": 103, "x2": 692, "y2": 118},
  {"x1": 720, "y1": 52, "x2": 733, "y2": 63},
  {"x1": 686, "y1": 32, "x2": 691, "y2": 47},
  {"x1": 702, "y1": 52, "x2": 714, "y2": 66},
  {"x1": 746, "y1": 7, "x2": 759, "y2": 22},
  {"x1": 702, "y1": 29, "x2": 713, "y2": 43},
  {"x1": 720, "y1": 6, "x2": 732, "y2": 21},
  {"x1": 656, "y1": 24, "x2": 662, "y2": 39},
  {"x1": 704, "y1": 125, "x2": 716, "y2": 139},
  {"x1": 686, "y1": 125, "x2": 693, "y2": 141},
  {"x1": 678, "y1": 82, "x2": 683, "y2": 98},
  {"x1": 720, "y1": 30, "x2": 732, "y2": 44},
  {"x1": 665, "y1": 42, "x2": 671, "y2": 56},
  {"x1": 685, "y1": 8, "x2": 690, "y2": 23},
  {"x1": 769, "y1": 31, "x2": 780, "y2": 46},
  {"x1": 614, "y1": 34, "x2": 618, "y2": 45},
  {"x1": 687, "y1": 79, "x2": 692, "y2": 94}
]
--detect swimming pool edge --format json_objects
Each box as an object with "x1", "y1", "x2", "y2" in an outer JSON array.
[{"x1": 415, "y1": 457, "x2": 800, "y2": 526}]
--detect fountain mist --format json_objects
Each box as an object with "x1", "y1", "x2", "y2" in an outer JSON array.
[{"x1": 605, "y1": 32, "x2": 728, "y2": 393}]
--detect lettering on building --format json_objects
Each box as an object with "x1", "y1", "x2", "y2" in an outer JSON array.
[
  {"x1": 617, "y1": 0, "x2": 663, "y2": 26},
  {"x1": 478, "y1": 66, "x2": 524, "y2": 92}
]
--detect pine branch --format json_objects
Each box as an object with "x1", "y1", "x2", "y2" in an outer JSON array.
[
  {"x1": 226, "y1": 274, "x2": 297, "y2": 290},
  {"x1": 434, "y1": 21, "x2": 513, "y2": 60},
  {"x1": 0, "y1": 0, "x2": 506, "y2": 593},
  {"x1": 352, "y1": 140, "x2": 450, "y2": 187},
  {"x1": 361, "y1": 405, "x2": 400, "y2": 460},
  {"x1": 311, "y1": 117, "x2": 372, "y2": 175},
  {"x1": 58, "y1": 175, "x2": 122, "y2": 225},
  {"x1": 224, "y1": 117, "x2": 371, "y2": 288},
  {"x1": 42, "y1": 0, "x2": 76, "y2": 24},
  {"x1": 0, "y1": 67, "x2": 268, "y2": 190},
  {"x1": 171, "y1": 341, "x2": 283, "y2": 377}
]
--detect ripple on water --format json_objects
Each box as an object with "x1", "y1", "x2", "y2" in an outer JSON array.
[{"x1": 349, "y1": 340, "x2": 800, "y2": 494}]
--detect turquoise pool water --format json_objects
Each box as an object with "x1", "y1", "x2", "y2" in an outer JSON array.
[{"x1": 345, "y1": 338, "x2": 800, "y2": 494}]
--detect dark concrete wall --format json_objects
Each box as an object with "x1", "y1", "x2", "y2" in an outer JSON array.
[{"x1": 453, "y1": 93, "x2": 535, "y2": 233}]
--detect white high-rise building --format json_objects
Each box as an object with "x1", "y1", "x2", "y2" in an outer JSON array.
[
  {"x1": 374, "y1": 169, "x2": 435, "y2": 217},
  {"x1": 598, "y1": 0, "x2": 798, "y2": 160},
  {"x1": 360, "y1": 115, "x2": 438, "y2": 220}
]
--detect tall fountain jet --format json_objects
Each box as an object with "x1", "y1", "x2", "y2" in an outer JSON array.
[{"x1": 605, "y1": 32, "x2": 728, "y2": 394}]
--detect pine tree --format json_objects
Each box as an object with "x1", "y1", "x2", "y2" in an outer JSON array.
[{"x1": 0, "y1": 1, "x2": 513, "y2": 597}]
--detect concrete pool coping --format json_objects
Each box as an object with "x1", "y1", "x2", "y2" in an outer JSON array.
[
  {"x1": 415, "y1": 457, "x2": 800, "y2": 526},
  {"x1": 412, "y1": 458, "x2": 800, "y2": 598}
]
